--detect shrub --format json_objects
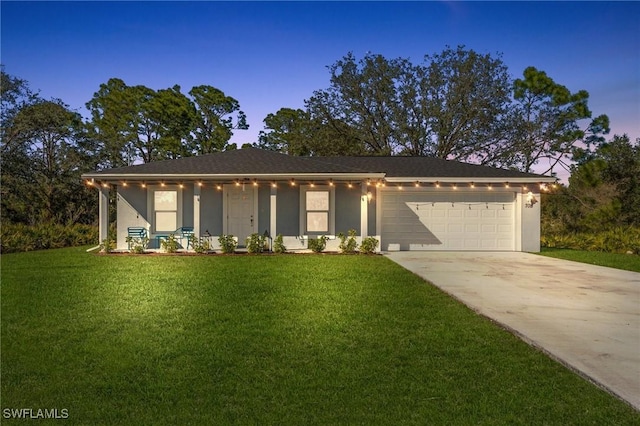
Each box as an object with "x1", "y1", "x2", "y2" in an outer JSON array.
[
  {"x1": 359, "y1": 237, "x2": 379, "y2": 254},
  {"x1": 273, "y1": 234, "x2": 286, "y2": 254},
  {"x1": 338, "y1": 229, "x2": 358, "y2": 254},
  {"x1": 0, "y1": 222, "x2": 99, "y2": 253},
  {"x1": 307, "y1": 235, "x2": 328, "y2": 253},
  {"x1": 100, "y1": 237, "x2": 116, "y2": 253},
  {"x1": 161, "y1": 234, "x2": 179, "y2": 253},
  {"x1": 541, "y1": 227, "x2": 640, "y2": 255},
  {"x1": 126, "y1": 236, "x2": 149, "y2": 254},
  {"x1": 246, "y1": 233, "x2": 266, "y2": 254},
  {"x1": 189, "y1": 235, "x2": 212, "y2": 254},
  {"x1": 218, "y1": 235, "x2": 237, "y2": 254}
]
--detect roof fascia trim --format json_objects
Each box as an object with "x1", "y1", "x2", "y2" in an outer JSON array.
[
  {"x1": 384, "y1": 176, "x2": 556, "y2": 183},
  {"x1": 82, "y1": 172, "x2": 387, "y2": 180}
]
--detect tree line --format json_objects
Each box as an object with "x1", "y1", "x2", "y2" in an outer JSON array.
[{"x1": 1, "y1": 46, "x2": 638, "y2": 246}]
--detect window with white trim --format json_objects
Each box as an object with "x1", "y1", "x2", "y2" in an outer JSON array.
[
  {"x1": 299, "y1": 185, "x2": 335, "y2": 236},
  {"x1": 306, "y1": 190, "x2": 330, "y2": 233},
  {"x1": 154, "y1": 190, "x2": 178, "y2": 232}
]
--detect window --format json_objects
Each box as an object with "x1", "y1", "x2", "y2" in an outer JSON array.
[
  {"x1": 154, "y1": 190, "x2": 177, "y2": 232},
  {"x1": 305, "y1": 190, "x2": 329, "y2": 233}
]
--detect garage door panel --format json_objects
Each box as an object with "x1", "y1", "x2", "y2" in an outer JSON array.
[{"x1": 381, "y1": 190, "x2": 515, "y2": 251}]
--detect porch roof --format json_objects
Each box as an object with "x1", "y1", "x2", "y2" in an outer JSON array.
[{"x1": 82, "y1": 146, "x2": 554, "y2": 182}]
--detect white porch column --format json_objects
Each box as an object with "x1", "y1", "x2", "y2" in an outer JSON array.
[
  {"x1": 270, "y1": 185, "x2": 277, "y2": 237},
  {"x1": 193, "y1": 183, "x2": 201, "y2": 238},
  {"x1": 99, "y1": 186, "x2": 110, "y2": 242},
  {"x1": 360, "y1": 182, "x2": 368, "y2": 238}
]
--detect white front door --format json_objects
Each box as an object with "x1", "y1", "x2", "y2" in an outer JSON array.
[{"x1": 225, "y1": 185, "x2": 257, "y2": 246}]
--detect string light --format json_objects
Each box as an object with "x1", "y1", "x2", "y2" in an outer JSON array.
[
  {"x1": 122, "y1": 181, "x2": 128, "y2": 187},
  {"x1": 290, "y1": 178, "x2": 296, "y2": 187},
  {"x1": 329, "y1": 179, "x2": 334, "y2": 187},
  {"x1": 470, "y1": 182, "x2": 475, "y2": 188},
  {"x1": 253, "y1": 179, "x2": 258, "y2": 187},
  {"x1": 435, "y1": 181, "x2": 440, "y2": 188},
  {"x1": 141, "y1": 182, "x2": 146, "y2": 188},
  {"x1": 271, "y1": 181, "x2": 277, "y2": 188},
  {"x1": 415, "y1": 181, "x2": 420, "y2": 187},
  {"x1": 347, "y1": 182, "x2": 353, "y2": 188}
]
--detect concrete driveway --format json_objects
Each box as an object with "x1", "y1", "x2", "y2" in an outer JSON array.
[{"x1": 385, "y1": 251, "x2": 640, "y2": 410}]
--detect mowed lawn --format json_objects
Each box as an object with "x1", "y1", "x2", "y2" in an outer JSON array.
[
  {"x1": 2, "y1": 248, "x2": 638, "y2": 424},
  {"x1": 540, "y1": 247, "x2": 640, "y2": 273}
]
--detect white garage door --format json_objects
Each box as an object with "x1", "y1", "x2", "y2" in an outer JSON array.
[{"x1": 380, "y1": 190, "x2": 515, "y2": 251}]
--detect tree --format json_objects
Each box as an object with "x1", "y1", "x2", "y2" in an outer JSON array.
[
  {"x1": 286, "y1": 48, "x2": 513, "y2": 159},
  {"x1": 257, "y1": 107, "x2": 364, "y2": 156},
  {"x1": 257, "y1": 108, "x2": 311, "y2": 155},
  {"x1": 509, "y1": 66, "x2": 609, "y2": 173},
  {"x1": 85, "y1": 78, "x2": 139, "y2": 168},
  {"x1": 1, "y1": 68, "x2": 39, "y2": 156},
  {"x1": 189, "y1": 85, "x2": 248, "y2": 154},
  {"x1": 305, "y1": 52, "x2": 412, "y2": 155},
  {"x1": 3, "y1": 99, "x2": 96, "y2": 225},
  {"x1": 598, "y1": 135, "x2": 640, "y2": 225},
  {"x1": 417, "y1": 46, "x2": 512, "y2": 162}
]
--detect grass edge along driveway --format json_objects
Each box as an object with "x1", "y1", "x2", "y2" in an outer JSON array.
[
  {"x1": 2, "y1": 247, "x2": 638, "y2": 424},
  {"x1": 539, "y1": 247, "x2": 640, "y2": 273}
]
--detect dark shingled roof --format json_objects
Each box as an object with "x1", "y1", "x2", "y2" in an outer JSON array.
[{"x1": 84, "y1": 146, "x2": 549, "y2": 180}]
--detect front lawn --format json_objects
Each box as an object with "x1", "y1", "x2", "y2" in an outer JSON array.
[
  {"x1": 2, "y1": 248, "x2": 638, "y2": 424},
  {"x1": 540, "y1": 247, "x2": 640, "y2": 272}
]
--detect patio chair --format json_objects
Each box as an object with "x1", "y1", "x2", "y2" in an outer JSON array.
[
  {"x1": 127, "y1": 227, "x2": 148, "y2": 250},
  {"x1": 177, "y1": 226, "x2": 195, "y2": 249}
]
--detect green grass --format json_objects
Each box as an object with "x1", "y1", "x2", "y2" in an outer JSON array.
[
  {"x1": 2, "y1": 248, "x2": 638, "y2": 424},
  {"x1": 540, "y1": 247, "x2": 640, "y2": 272}
]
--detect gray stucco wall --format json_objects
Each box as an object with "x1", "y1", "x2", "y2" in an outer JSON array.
[
  {"x1": 521, "y1": 191, "x2": 541, "y2": 252},
  {"x1": 182, "y1": 185, "x2": 194, "y2": 228},
  {"x1": 368, "y1": 196, "x2": 377, "y2": 237},
  {"x1": 276, "y1": 185, "x2": 300, "y2": 236},
  {"x1": 200, "y1": 188, "x2": 223, "y2": 236},
  {"x1": 116, "y1": 185, "x2": 149, "y2": 249},
  {"x1": 335, "y1": 186, "x2": 360, "y2": 235},
  {"x1": 258, "y1": 186, "x2": 271, "y2": 235}
]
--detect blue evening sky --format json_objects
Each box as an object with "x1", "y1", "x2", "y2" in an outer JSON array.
[{"x1": 2, "y1": 1, "x2": 639, "y2": 165}]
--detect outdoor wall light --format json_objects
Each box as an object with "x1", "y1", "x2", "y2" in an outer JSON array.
[{"x1": 525, "y1": 191, "x2": 538, "y2": 208}]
